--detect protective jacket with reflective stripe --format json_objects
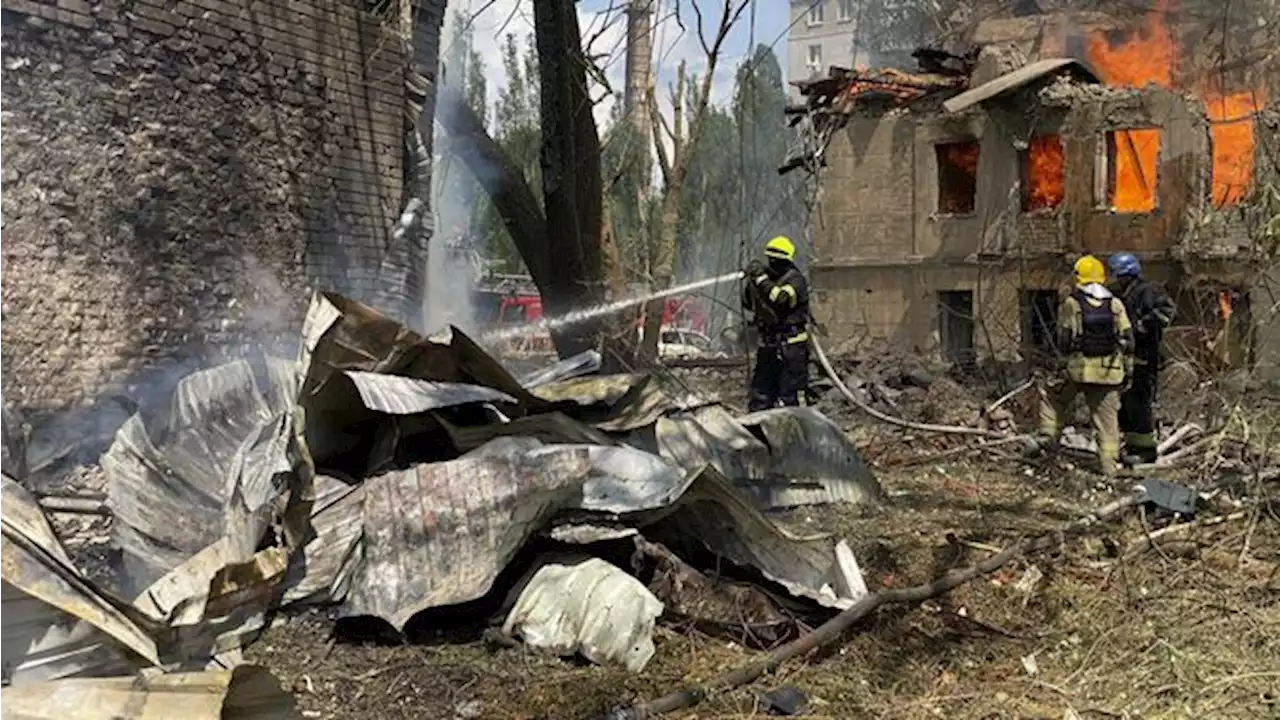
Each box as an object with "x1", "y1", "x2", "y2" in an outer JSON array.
[
  {"x1": 1057, "y1": 285, "x2": 1134, "y2": 386},
  {"x1": 1119, "y1": 279, "x2": 1176, "y2": 369},
  {"x1": 742, "y1": 264, "x2": 810, "y2": 343}
]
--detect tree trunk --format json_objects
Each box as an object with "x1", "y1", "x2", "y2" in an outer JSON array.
[
  {"x1": 533, "y1": 0, "x2": 607, "y2": 357},
  {"x1": 639, "y1": 185, "x2": 681, "y2": 360}
]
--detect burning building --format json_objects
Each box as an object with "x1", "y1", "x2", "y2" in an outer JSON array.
[{"x1": 784, "y1": 7, "x2": 1279, "y2": 373}]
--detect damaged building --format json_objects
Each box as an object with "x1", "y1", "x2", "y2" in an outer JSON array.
[
  {"x1": 0, "y1": 0, "x2": 446, "y2": 424},
  {"x1": 786, "y1": 14, "x2": 1280, "y2": 375}
]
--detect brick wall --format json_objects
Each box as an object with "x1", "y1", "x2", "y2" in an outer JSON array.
[{"x1": 1, "y1": 0, "x2": 427, "y2": 416}]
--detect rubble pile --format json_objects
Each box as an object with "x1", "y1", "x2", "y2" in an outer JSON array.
[{"x1": 0, "y1": 291, "x2": 885, "y2": 717}]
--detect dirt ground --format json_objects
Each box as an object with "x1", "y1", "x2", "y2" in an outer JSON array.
[{"x1": 245, "y1": 455, "x2": 1280, "y2": 720}]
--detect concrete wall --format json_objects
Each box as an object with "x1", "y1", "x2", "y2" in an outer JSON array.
[
  {"x1": 811, "y1": 81, "x2": 1273, "y2": 362},
  {"x1": 0, "y1": 0, "x2": 423, "y2": 415},
  {"x1": 786, "y1": 0, "x2": 864, "y2": 96}
]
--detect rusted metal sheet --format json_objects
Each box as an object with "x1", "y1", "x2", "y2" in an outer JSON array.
[
  {"x1": 298, "y1": 291, "x2": 538, "y2": 410},
  {"x1": 500, "y1": 555, "x2": 663, "y2": 672},
  {"x1": 530, "y1": 373, "x2": 676, "y2": 431},
  {"x1": 344, "y1": 371, "x2": 517, "y2": 414},
  {"x1": 343, "y1": 448, "x2": 594, "y2": 629},
  {"x1": 101, "y1": 357, "x2": 304, "y2": 595},
  {"x1": 1, "y1": 475, "x2": 159, "y2": 683},
  {"x1": 132, "y1": 539, "x2": 289, "y2": 665},
  {"x1": 0, "y1": 664, "x2": 296, "y2": 720},
  {"x1": 942, "y1": 58, "x2": 1098, "y2": 113}
]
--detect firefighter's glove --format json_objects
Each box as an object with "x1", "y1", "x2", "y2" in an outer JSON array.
[{"x1": 744, "y1": 260, "x2": 768, "y2": 284}]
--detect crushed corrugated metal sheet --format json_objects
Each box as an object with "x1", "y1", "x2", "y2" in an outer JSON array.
[
  {"x1": 2, "y1": 475, "x2": 160, "y2": 684},
  {"x1": 344, "y1": 371, "x2": 517, "y2": 414},
  {"x1": 437, "y1": 411, "x2": 617, "y2": 453},
  {"x1": 519, "y1": 349, "x2": 602, "y2": 388},
  {"x1": 736, "y1": 407, "x2": 883, "y2": 507},
  {"x1": 530, "y1": 373, "x2": 676, "y2": 431},
  {"x1": 298, "y1": 291, "x2": 538, "y2": 410},
  {"x1": 343, "y1": 447, "x2": 595, "y2": 629},
  {"x1": 12, "y1": 289, "x2": 886, "y2": 691},
  {"x1": 0, "y1": 664, "x2": 296, "y2": 720},
  {"x1": 281, "y1": 475, "x2": 364, "y2": 606},
  {"x1": 653, "y1": 405, "x2": 883, "y2": 509},
  {"x1": 634, "y1": 466, "x2": 863, "y2": 609},
  {"x1": 132, "y1": 538, "x2": 289, "y2": 665},
  {"x1": 500, "y1": 555, "x2": 663, "y2": 672},
  {"x1": 101, "y1": 357, "x2": 305, "y2": 595}
]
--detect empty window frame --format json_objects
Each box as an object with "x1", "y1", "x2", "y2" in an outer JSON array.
[
  {"x1": 937, "y1": 290, "x2": 976, "y2": 367},
  {"x1": 806, "y1": 44, "x2": 823, "y2": 73},
  {"x1": 807, "y1": 1, "x2": 824, "y2": 25},
  {"x1": 935, "y1": 140, "x2": 980, "y2": 215},
  {"x1": 1020, "y1": 134, "x2": 1065, "y2": 212},
  {"x1": 1095, "y1": 128, "x2": 1160, "y2": 213},
  {"x1": 1021, "y1": 289, "x2": 1060, "y2": 361},
  {"x1": 837, "y1": 0, "x2": 855, "y2": 21}
]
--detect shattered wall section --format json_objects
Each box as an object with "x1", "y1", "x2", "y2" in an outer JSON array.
[{"x1": 0, "y1": 1, "x2": 413, "y2": 414}]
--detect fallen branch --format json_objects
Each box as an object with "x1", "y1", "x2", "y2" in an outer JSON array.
[
  {"x1": 37, "y1": 495, "x2": 111, "y2": 516},
  {"x1": 1158, "y1": 423, "x2": 1204, "y2": 454},
  {"x1": 1124, "y1": 511, "x2": 1249, "y2": 556},
  {"x1": 810, "y1": 336, "x2": 1002, "y2": 438},
  {"x1": 984, "y1": 379, "x2": 1034, "y2": 415},
  {"x1": 608, "y1": 489, "x2": 1147, "y2": 719}
]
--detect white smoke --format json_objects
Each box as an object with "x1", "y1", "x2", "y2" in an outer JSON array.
[{"x1": 424, "y1": 10, "x2": 482, "y2": 336}]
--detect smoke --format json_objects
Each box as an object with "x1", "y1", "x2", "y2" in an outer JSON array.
[{"x1": 423, "y1": 15, "x2": 485, "y2": 337}]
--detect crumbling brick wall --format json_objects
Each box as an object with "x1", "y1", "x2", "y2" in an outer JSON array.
[{"x1": 0, "y1": 0, "x2": 423, "y2": 415}]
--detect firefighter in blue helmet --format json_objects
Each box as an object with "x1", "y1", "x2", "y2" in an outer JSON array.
[
  {"x1": 741, "y1": 236, "x2": 810, "y2": 410},
  {"x1": 1107, "y1": 252, "x2": 1176, "y2": 465},
  {"x1": 1037, "y1": 255, "x2": 1135, "y2": 477}
]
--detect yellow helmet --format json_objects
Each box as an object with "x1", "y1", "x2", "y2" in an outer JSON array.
[
  {"x1": 1074, "y1": 255, "x2": 1105, "y2": 286},
  {"x1": 764, "y1": 235, "x2": 796, "y2": 261}
]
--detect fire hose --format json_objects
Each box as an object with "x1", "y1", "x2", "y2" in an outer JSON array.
[{"x1": 807, "y1": 334, "x2": 1004, "y2": 438}]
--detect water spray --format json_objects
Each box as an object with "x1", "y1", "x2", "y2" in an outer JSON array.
[{"x1": 481, "y1": 270, "x2": 746, "y2": 343}]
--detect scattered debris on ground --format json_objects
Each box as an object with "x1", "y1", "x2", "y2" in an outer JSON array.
[{"x1": 3, "y1": 291, "x2": 1277, "y2": 719}]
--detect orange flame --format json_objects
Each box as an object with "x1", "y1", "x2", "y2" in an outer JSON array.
[
  {"x1": 1112, "y1": 129, "x2": 1161, "y2": 213},
  {"x1": 938, "y1": 142, "x2": 980, "y2": 214},
  {"x1": 1205, "y1": 91, "x2": 1264, "y2": 206},
  {"x1": 1024, "y1": 134, "x2": 1065, "y2": 211},
  {"x1": 1086, "y1": 4, "x2": 1262, "y2": 209}
]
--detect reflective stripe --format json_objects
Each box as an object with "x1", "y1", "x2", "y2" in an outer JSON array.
[
  {"x1": 785, "y1": 331, "x2": 809, "y2": 344},
  {"x1": 1124, "y1": 431, "x2": 1157, "y2": 448},
  {"x1": 769, "y1": 284, "x2": 798, "y2": 306}
]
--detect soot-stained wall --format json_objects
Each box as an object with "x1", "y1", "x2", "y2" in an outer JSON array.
[{"x1": 0, "y1": 0, "x2": 421, "y2": 416}]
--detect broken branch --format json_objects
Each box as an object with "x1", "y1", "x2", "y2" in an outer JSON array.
[{"x1": 611, "y1": 489, "x2": 1147, "y2": 718}]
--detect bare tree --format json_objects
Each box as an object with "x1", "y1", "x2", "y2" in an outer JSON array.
[
  {"x1": 639, "y1": 0, "x2": 750, "y2": 361},
  {"x1": 436, "y1": 0, "x2": 609, "y2": 358}
]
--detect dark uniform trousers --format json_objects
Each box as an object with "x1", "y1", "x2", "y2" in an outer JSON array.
[
  {"x1": 1119, "y1": 366, "x2": 1159, "y2": 456},
  {"x1": 748, "y1": 341, "x2": 809, "y2": 411}
]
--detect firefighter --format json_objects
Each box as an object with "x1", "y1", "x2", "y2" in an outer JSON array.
[
  {"x1": 1107, "y1": 252, "x2": 1176, "y2": 465},
  {"x1": 742, "y1": 235, "x2": 810, "y2": 410},
  {"x1": 1036, "y1": 255, "x2": 1135, "y2": 477}
]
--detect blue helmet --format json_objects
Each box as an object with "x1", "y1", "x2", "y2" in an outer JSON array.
[{"x1": 1107, "y1": 252, "x2": 1142, "y2": 278}]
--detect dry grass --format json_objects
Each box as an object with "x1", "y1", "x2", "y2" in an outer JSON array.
[{"x1": 246, "y1": 457, "x2": 1280, "y2": 720}]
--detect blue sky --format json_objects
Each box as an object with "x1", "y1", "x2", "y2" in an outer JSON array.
[{"x1": 448, "y1": 0, "x2": 794, "y2": 131}]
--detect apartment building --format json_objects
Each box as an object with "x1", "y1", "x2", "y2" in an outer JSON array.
[{"x1": 786, "y1": 0, "x2": 865, "y2": 95}]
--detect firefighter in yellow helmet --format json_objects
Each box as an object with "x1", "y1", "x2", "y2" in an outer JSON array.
[
  {"x1": 741, "y1": 236, "x2": 811, "y2": 410},
  {"x1": 1035, "y1": 255, "x2": 1135, "y2": 476}
]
